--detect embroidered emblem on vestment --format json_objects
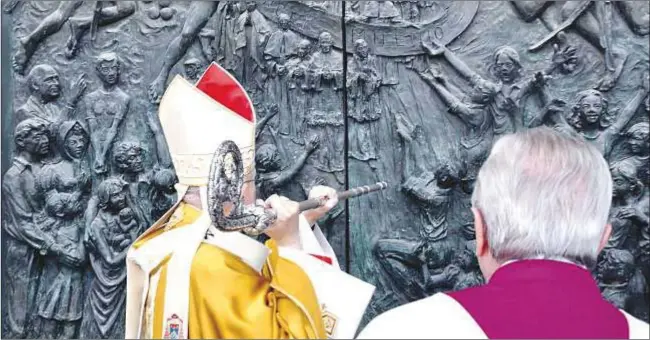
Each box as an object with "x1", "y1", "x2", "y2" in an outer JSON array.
[{"x1": 164, "y1": 313, "x2": 184, "y2": 339}]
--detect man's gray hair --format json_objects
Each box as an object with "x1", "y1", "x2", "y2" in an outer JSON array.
[{"x1": 471, "y1": 127, "x2": 612, "y2": 268}]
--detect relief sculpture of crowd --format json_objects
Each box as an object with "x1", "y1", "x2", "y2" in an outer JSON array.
[{"x1": 2, "y1": 1, "x2": 649, "y2": 338}]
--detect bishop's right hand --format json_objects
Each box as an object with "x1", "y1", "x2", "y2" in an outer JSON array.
[
  {"x1": 302, "y1": 185, "x2": 338, "y2": 227},
  {"x1": 262, "y1": 194, "x2": 302, "y2": 250}
]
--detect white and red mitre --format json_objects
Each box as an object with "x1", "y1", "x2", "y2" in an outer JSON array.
[{"x1": 159, "y1": 62, "x2": 256, "y2": 189}]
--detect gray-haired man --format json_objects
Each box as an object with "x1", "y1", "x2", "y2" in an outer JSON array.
[{"x1": 359, "y1": 127, "x2": 649, "y2": 339}]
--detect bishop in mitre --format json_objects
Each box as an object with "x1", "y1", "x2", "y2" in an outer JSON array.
[{"x1": 125, "y1": 63, "x2": 375, "y2": 339}]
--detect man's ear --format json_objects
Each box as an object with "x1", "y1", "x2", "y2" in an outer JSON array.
[
  {"x1": 598, "y1": 223, "x2": 612, "y2": 253},
  {"x1": 15, "y1": 136, "x2": 25, "y2": 148},
  {"x1": 30, "y1": 80, "x2": 40, "y2": 93},
  {"x1": 472, "y1": 207, "x2": 489, "y2": 256}
]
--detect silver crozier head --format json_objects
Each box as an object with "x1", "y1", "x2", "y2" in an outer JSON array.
[{"x1": 207, "y1": 140, "x2": 275, "y2": 235}]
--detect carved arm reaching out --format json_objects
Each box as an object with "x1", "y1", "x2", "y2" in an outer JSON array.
[
  {"x1": 255, "y1": 108, "x2": 278, "y2": 140},
  {"x1": 268, "y1": 136, "x2": 319, "y2": 189},
  {"x1": 417, "y1": 68, "x2": 485, "y2": 129},
  {"x1": 96, "y1": 98, "x2": 130, "y2": 172},
  {"x1": 396, "y1": 113, "x2": 418, "y2": 183},
  {"x1": 145, "y1": 109, "x2": 173, "y2": 169},
  {"x1": 63, "y1": 74, "x2": 87, "y2": 120},
  {"x1": 421, "y1": 40, "x2": 486, "y2": 88}
]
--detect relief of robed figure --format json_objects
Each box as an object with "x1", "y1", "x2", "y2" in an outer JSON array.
[
  {"x1": 286, "y1": 39, "x2": 314, "y2": 144},
  {"x1": 33, "y1": 121, "x2": 92, "y2": 338},
  {"x1": 306, "y1": 32, "x2": 345, "y2": 175},
  {"x1": 80, "y1": 178, "x2": 143, "y2": 339},
  {"x1": 263, "y1": 13, "x2": 301, "y2": 137},
  {"x1": 347, "y1": 39, "x2": 383, "y2": 165}
]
